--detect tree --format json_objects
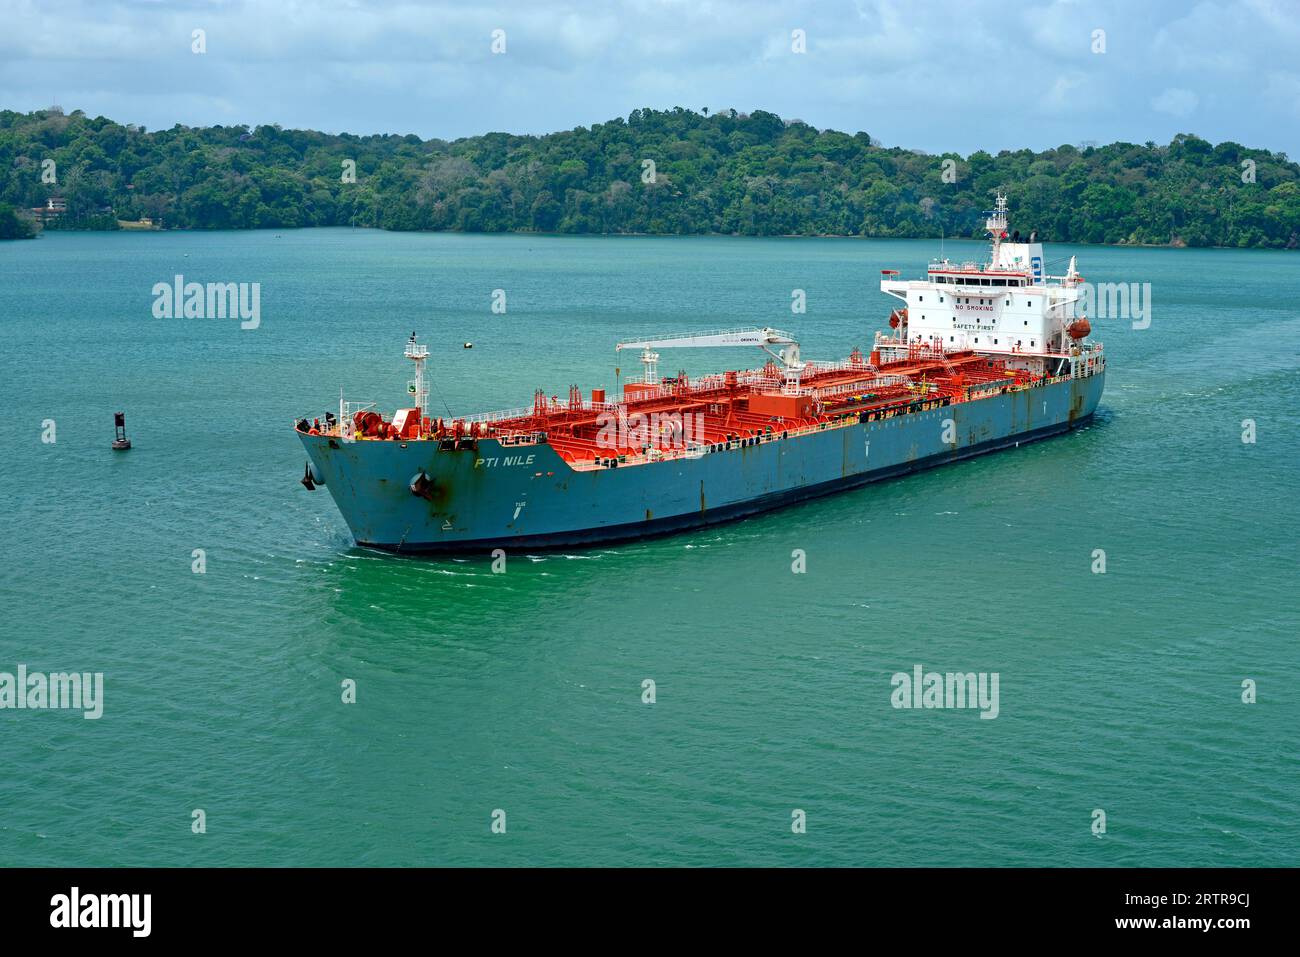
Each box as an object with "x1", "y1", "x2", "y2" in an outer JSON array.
[{"x1": 0, "y1": 202, "x2": 36, "y2": 239}]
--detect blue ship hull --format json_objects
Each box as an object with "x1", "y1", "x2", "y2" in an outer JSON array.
[{"x1": 301, "y1": 372, "x2": 1103, "y2": 553}]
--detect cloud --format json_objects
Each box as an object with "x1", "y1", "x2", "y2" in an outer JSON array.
[{"x1": 0, "y1": 0, "x2": 1292, "y2": 157}]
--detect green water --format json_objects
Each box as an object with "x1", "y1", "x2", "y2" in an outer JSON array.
[{"x1": 1, "y1": 229, "x2": 1296, "y2": 866}]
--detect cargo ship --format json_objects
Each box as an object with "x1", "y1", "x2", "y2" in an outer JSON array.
[{"x1": 296, "y1": 195, "x2": 1104, "y2": 553}]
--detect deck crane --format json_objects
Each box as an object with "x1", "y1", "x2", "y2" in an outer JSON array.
[{"x1": 616, "y1": 327, "x2": 806, "y2": 393}]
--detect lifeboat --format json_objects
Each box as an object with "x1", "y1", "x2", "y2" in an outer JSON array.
[{"x1": 1067, "y1": 318, "x2": 1092, "y2": 340}]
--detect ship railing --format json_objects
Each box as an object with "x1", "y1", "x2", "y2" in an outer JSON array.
[
  {"x1": 645, "y1": 366, "x2": 889, "y2": 397},
  {"x1": 811, "y1": 376, "x2": 913, "y2": 400},
  {"x1": 459, "y1": 405, "x2": 540, "y2": 425},
  {"x1": 686, "y1": 369, "x2": 782, "y2": 386},
  {"x1": 1070, "y1": 344, "x2": 1105, "y2": 379},
  {"x1": 623, "y1": 371, "x2": 784, "y2": 398},
  {"x1": 802, "y1": 358, "x2": 871, "y2": 374},
  {"x1": 578, "y1": 430, "x2": 781, "y2": 470},
  {"x1": 463, "y1": 397, "x2": 648, "y2": 426},
  {"x1": 342, "y1": 400, "x2": 376, "y2": 418},
  {"x1": 927, "y1": 258, "x2": 1008, "y2": 269},
  {"x1": 292, "y1": 399, "x2": 376, "y2": 436},
  {"x1": 461, "y1": 373, "x2": 808, "y2": 427},
  {"x1": 497, "y1": 431, "x2": 549, "y2": 446}
]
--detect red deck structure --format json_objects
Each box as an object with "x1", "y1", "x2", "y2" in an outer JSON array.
[{"x1": 345, "y1": 345, "x2": 1039, "y2": 468}]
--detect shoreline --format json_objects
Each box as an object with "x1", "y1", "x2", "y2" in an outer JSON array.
[{"x1": 14, "y1": 225, "x2": 1294, "y2": 252}]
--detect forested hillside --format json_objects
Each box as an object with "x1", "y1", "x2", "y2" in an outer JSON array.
[{"x1": 3, "y1": 106, "x2": 1297, "y2": 247}]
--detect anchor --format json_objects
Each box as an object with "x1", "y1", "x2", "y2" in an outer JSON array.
[
  {"x1": 300, "y1": 462, "x2": 317, "y2": 491},
  {"x1": 410, "y1": 471, "x2": 436, "y2": 501}
]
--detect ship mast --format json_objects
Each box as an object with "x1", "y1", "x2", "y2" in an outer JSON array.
[
  {"x1": 635, "y1": 347, "x2": 660, "y2": 385},
  {"x1": 405, "y1": 332, "x2": 429, "y2": 435},
  {"x1": 985, "y1": 191, "x2": 1009, "y2": 265}
]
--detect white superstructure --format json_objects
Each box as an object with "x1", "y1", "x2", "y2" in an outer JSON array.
[{"x1": 876, "y1": 193, "x2": 1098, "y2": 378}]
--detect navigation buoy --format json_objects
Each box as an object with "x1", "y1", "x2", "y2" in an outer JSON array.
[{"x1": 111, "y1": 411, "x2": 132, "y2": 451}]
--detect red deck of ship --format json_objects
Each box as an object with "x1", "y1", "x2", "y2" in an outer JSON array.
[{"x1": 416, "y1": 347, "x2": 1037, "y2": 465}]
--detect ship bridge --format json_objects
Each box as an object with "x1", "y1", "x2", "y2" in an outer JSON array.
[{"x1": 878, "y1": 193, "x2": 1089, "y2": 370}]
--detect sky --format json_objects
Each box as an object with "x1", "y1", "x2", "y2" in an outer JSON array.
[{"x1": 2, "y1": 0, "x2": 1298, "y2": 157}]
